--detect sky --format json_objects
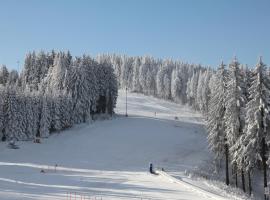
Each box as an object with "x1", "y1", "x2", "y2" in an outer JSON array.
[{"x1": 0, "y1": 0, "x2": 269, "y2": 70}]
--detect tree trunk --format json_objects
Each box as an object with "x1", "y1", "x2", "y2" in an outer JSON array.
[
  {"x1": 235, "y1": 165, "x2": 238, "y2": 187},
  {"x1": 262, "y1": 137, "x2": 267, "y2": 200},
  {"x1": 248, "y1": 170, "x2": 252, "y2": 196},
  {"x1": 225, "y1": 143, "x2": 229, "y2": 185},
  {"x1": 241, "y1": 169, "x2": 246, "y2": 192}
]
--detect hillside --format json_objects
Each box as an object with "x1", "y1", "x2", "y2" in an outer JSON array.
[{"x1": 0, "y1": 90, "x2": 249, "y2": 200}]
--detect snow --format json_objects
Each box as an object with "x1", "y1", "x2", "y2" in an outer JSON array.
[{"x1": 0, "y1": 90, "x2": 250, "y2": 200}]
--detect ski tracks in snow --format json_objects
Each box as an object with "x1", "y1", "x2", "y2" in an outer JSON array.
[{"x1": 157, "y1": 170, "x2": 230, "y2": 200}]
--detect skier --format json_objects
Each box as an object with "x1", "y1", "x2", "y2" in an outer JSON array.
[
  {"x1": 149, "y1": 163, "x2": 153, "y2": 174},
  {"x1": 149, "y1": 163, "x2": 159, "y2": 175}
]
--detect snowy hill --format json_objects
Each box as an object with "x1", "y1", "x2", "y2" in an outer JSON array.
[{"x1": 0, "y1": 90, "x2": 249, "y2": 200}]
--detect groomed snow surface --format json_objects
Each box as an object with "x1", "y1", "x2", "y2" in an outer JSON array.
[{"x1": 0, "y1": 90, "x2": 251, "y2": 200}]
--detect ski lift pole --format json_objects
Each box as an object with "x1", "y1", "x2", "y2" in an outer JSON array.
[{"x1": 125, "y1": 87, "x2": 128, "y2": 117}]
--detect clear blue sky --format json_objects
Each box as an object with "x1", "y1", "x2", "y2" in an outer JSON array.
[{"x1": 0, "y1": 0, "x2": 269, "y2": 70}]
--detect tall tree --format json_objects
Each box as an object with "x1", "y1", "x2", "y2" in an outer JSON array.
[
  {"x1": 224, "y1": 57, "x2": 246, "y2": 187},
  {"x1": 39, "y1": 95, "x2": 51, "y2": 138},
  {"x1": 0, "y1": 65, "x2": 9, "y2": 86},
  {"x1": 206, "y1": 62, "x2": 229, "y2": 184},
  {"x1": 237, "y1": 57, "x2": 270, "y2": 197}
]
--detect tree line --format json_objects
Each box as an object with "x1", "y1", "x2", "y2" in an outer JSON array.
[
  {"x1": 100, "y1": 53, "x2": 269, "y2": 197},
  {"x1": 0, "y1": 50, "x2": 118, "y2": 141}
]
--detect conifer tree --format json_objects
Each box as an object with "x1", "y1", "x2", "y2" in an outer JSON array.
[
  {"x1": 0, "y1": 65, "x2": 9, "y2": 86},
  {"x1": 207, "y1": 62, "x2": 229, "y2": 184},
  {"x1": 39, "y1": 95, "x2": 51, "y2": 138},
  {"x1": 237, "y1": 57, "x2": 270, "y2": 196},
  {"x1": 224, "y1": 57, "x2": 247, "y2": 186}
]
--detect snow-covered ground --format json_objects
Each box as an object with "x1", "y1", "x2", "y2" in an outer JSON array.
[{"x1": 0, "y1": 90, "x2": 250, "y2": 200}]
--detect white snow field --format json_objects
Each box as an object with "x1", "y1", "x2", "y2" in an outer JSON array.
[{"x1": 0, "y1": 90, "x2": 249, "y2": 200}]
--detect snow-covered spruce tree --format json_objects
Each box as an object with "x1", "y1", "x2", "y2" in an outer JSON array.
[
  {"x1": 96, "y1": 56, "x2": 118, "y2": 115},
  {"x1": 186, "y1": 71, "x2": 199, "y2": 108},
  {"x1": 236, "y1": 57, "x2": 270, "y2": 195},
  {"x1": 171, "y1": 66, "x2": 183, "y2": 103},
  {"x1": 25, "y1": 91, "x2": 41, "y2": 139},
  {"x1": 51, "y1": 91, "x2": 62, "y2": 132},
  {"x1": 196, "y1": 70, "x2": 205, "y2": 112},
  {"x1": 22, "y1": 89, "x2": 36, "y2": 139},
  {"x1": 140, "y1": 56, "x2": 153, "y2": 95},
  {"x1": 7, "y1": 70, "x2": 19, "y2": 86},
  {"x1": 132, "y1": 57, "x2": 142, "y2": 92},
  {"x1": 95, "y1": 59, "x2": 111, "y2": 114},
  {"x1": 38, "y1": 95, "x2": 51, "y2": 138},
  {"x1": 156, "y1": 60, "x2": 173, "y2": 99},
  {"x1": 201, "y1": 68, "x2": 212, "y2": 115},
  {"x1": 59, "y1": 91, "x2": 73, "y2": 129},
  {"x1": 176, "y1": 62, "x2": 192, "y2": 104},
  {"x1": 21, "y1": 52, "x2": 36, "y2": 90},
  {"x1": 206, "y1": 61, "x2": 229, "y2": 184},
  {"x1": 109, "y1": 54, "x2": 122, "y2": 87},
  {"x1": 21, "y1": 50, "x2": 64, "y2": 91},
  {"x1": 163, "y1": 73, "x2": 172, "y2": 99},
  {"x1": 0, "y1": 65, "x2": 9, "y2": 86},
  {"x1": 147, "y1": 59, "x2": 159, "y2": 96},
  {"x1": 224, "y1": 57, "x2": 247, "y2": 187},
  {"x1": 0, "y1": 86, "x2": 7, "y2": 140},
  {"x1": 236, "y1": 66, "x2": 252, "y2": 190},
  {"x1": 33, "y1": 51, "x2": 52, "y2": 87},
  {"x1": 65, "y1": 56, "x2": 99, "y2": 123},
  {"x1": 45, "y1": 52, "x2": 71, "y2": 91},
  {"x1": 120, "y1": 56, "x2": 134, "y2": 90},
  {"x1": 5, "y1": 88, "x2": 27, "y2": 140}
]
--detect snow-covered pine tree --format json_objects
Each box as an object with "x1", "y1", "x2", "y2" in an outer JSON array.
[
  {"x1": 148, "y1": 59, "x2": 159, "y2": 96},
  {"x1": 59, "y1": 90, "x2": 73, "y2": 129},
  {"x1": 46, "y1": 52, "x2": 71, "y2": 91},
  {"x1": 163, "y1": 72, "x2": 171, "y2": 99},
  {"x1": 107, "y1": 66, "x2": 118, "y2": 115},
  {"x1": 186, "y1": 71, "x2": 199, "y2": 108},
  {"x1": 0, "y1": 65, "x2": 9, "y2": 86},
  {"x1": 196, "y1": 70, "x2": 205, "y2": 112},
  {"x1": 132, "y1": 57, "x2": 142, "y2": 92},
  {"x1": 39, "y1": 95, "x2": 51, "y2": 138},
  {"x1": 0, "y1": 87, "x2": 6, "y2": 140},
  {"x1": 21, "y1": 52, "x2": 37, "y2": 90},
  {"x1": 236, "y1": 57, "x2": 270, "y2": 195},
  {"x1": 65, "y1": 56, "x2": 99, "y2": 123},
  {"x1": 201, "y1": 68, "x2": 212, "y2": 115},
  {"x1": 5, "y1": 88, "x2": 26, "y2": 140},
  {"x1": 52, "y1": 91, "x2": 62, "y2": 132},
  {"x1": 178, "y1": 63, "x2": 191, "y2": 104},
  {"x1": 34, "y1": 51, "x2": 51, "y2": 87},
  {"x1": 120, "y1": 56, "x2": 134, "y2": 90},
  {"x1": 7, "y1": 70, "x2": 19, "y2": 86},
  {"x1": 140, "y1": 56, "x2": 152, "y2": 95},
  {"x1": 109, "y1": 54, "x2": 122, "y2": 87},
  {"x1": 206, "y1": 61, "x2": 228, "y2": 184},
  {"x1": 224, "y1": 57, "x2": 247, "y2": 187},
  {"x1": 171, "y1": 66, "x2": 183, "y2": 103}
]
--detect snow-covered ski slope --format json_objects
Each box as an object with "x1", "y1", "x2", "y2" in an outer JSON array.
[{"x1": 0, "y1": 90, "x2": 248, "y2": 200}]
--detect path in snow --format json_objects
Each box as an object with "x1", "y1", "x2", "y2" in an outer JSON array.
[{"x1": 0, "y1": 90, "x2": 244, "y2": 200}]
